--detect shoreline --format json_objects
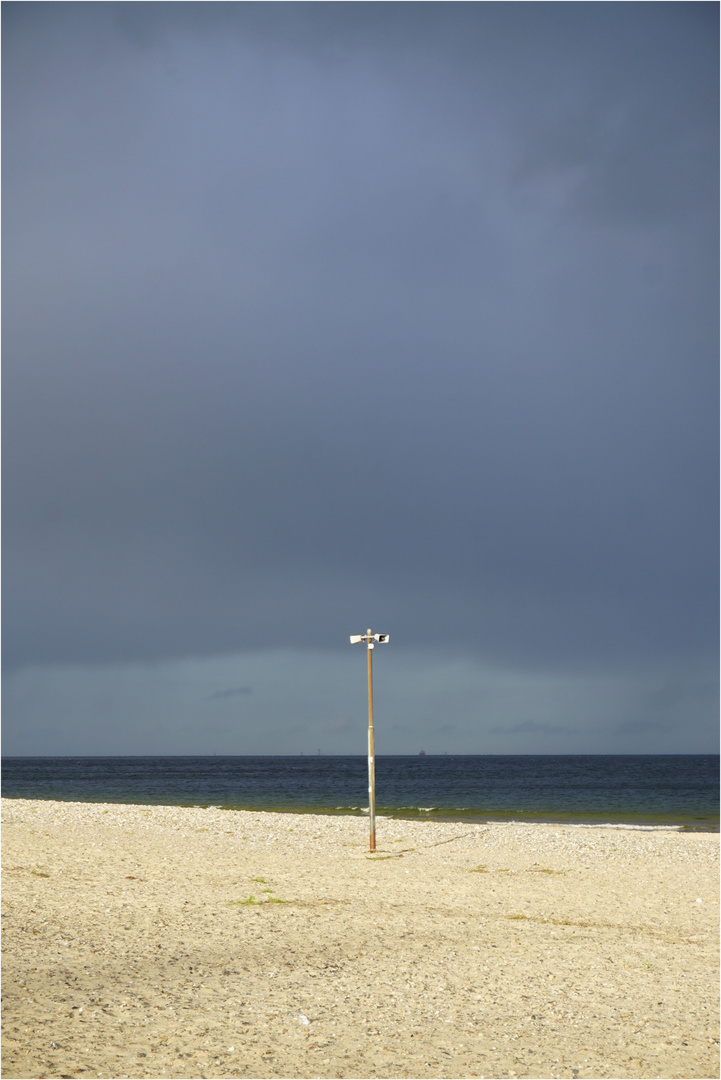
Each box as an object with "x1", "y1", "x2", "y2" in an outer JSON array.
[
  {"x1": 2, "y1": 798, "x2": 719, "y2": 1079},
  {"x1": 1, "y1": 795, "x2": 717, "y2": 832}
]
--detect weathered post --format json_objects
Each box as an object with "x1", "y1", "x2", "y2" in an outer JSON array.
[
  {"x1": 367, "y1": 630, "x2": 376, "y2": 851},
  {"x1": 350, "y1": 629, "x2": 389, "y2": 853}
]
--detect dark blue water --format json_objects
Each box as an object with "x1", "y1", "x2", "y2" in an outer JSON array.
[{"x1": 2, "y1": 755, "x2": 717, "y2": 830}]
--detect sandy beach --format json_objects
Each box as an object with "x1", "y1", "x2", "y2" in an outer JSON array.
[{"x1": 2, "y1": 799, "x2": 718, "y2": 1080}]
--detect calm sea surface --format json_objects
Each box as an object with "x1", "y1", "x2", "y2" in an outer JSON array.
[{"x1": 2, "y1": 755, "x2": 717, "y2": 830}]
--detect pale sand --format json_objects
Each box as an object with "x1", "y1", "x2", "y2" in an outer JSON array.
[{"x1": 1, "y1": 799, "x2": 718, "y2": 1080}]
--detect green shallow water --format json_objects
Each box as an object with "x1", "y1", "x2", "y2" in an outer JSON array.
[{"x1": 195, "y1": 802, "x2": 718, "y2": 831}]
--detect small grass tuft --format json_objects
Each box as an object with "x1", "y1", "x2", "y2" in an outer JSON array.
[{"x1": 228, "y1": 893, "x2": 289, "y2": 905}]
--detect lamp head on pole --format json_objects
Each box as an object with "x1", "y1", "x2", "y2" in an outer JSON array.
[{"x1": 350, "y1": 630, "x2": 389, "y2": 650}]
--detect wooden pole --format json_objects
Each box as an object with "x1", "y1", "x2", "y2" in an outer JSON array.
[{"x1": 367, "y1": 628, "x2": 376, "y2": 853}]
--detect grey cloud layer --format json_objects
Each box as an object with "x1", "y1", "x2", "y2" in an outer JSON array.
[
  {"x1": 3, "y1": 4, "x2": 717, "y2": 683},
  {"x1": 4, "y1": 650, "x2": 716, "y2": 757}
]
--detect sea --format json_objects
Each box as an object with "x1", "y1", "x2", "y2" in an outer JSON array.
[{"x1": 1, "y1": 755, "x2": 718, "y2": 831}]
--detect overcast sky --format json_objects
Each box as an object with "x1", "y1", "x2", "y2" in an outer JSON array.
[{"x1": 3, "y1": 2, "x2": 718, "y2": 755}]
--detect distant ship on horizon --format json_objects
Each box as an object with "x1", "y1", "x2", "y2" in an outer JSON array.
[{"x1": 419, "y1": 749, "x2": 426, "y2": 756}]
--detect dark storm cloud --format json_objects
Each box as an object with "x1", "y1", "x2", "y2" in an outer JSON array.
[
  {"x1": 491, "y1": 721, "x2": 572, "y2": 736},
  {"x1": 3, "y1": 3, "x2": 718, "y2": 675},
  {"x1": 207, "y1": 687, "x2": 252, "y2": 700}
]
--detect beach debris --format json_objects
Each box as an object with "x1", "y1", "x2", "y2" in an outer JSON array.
[{"x1": 298, "y1": 1014, "x2": 310, "y2": 1025}]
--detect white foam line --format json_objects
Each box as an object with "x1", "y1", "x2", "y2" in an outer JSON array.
[{"x1": 490, "y1": 820, "x2": 683, "y2": 831}]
